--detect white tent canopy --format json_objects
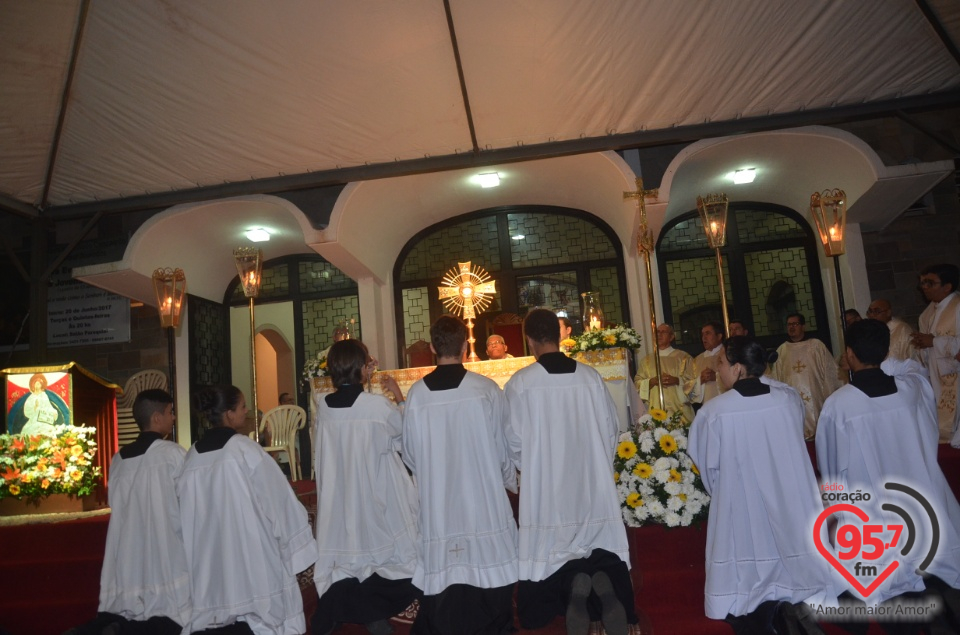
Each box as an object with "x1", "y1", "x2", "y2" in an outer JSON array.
[{"x1": 2, "y1": 0, "x2": 958, "y2": 214}]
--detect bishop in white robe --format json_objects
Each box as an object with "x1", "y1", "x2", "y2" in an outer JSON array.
[
  {"x1": 312, "y1": 384, "x2": 421, "y2": 635},
  {"x1": 634, "y1": 323, "x2": 695, "y2": 422},
  {"x1": 401, "y1": 318, "x2": 518, "y2": 634},
  {"x1": 178, "y1": 426, "x2": 318, "y2": 635},
  {"x1": 914, "y1": 269, "x2": 960, "y2": 444},
  {"x1": 690, "y1": 377, "x2": 834, "y2": 621},
  {"x1": 817, "y1": 319, "x2": 960, "y2": 609},
  {"x1": 773, "y1": 318, "x2": 840, "y2": 438},
  {"x1": 505, "y1": 309, "x2": 636, "y2": 632}
]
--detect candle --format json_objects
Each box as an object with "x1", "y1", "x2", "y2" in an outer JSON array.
[{"x1": 589, "y1": 316, "x2": 601, "y2": 331}]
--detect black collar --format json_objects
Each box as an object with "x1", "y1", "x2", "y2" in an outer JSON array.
[
  {"x1": 325, "y1": 384, "x2": 364, "y2": 408},
  {"x1": 537, "y1": 351, "x2": 577, "y2": 374},
  {"x1": 732, "y1": 377, "x2": 770, "y2": 397},
  {"x1": 423, "y1": 364, "x2": 467, "y2": 390},
  {"x1": 119, "y1": 430, "x2": 163, "y2": 459},
  {"x1": 196, "y1": 426, "x2": 237, "y2": 453},
  {"x1": 851, "y1": 367, "x2": 897, "y2": 398}
]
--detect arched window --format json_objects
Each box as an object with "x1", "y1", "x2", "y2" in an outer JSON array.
[
  {"x1": 657, "y1": 203, "x2": 830, "y2": 356},
  {"x1": 394, "y1": 206, "x2": 629, "y2": 366}
]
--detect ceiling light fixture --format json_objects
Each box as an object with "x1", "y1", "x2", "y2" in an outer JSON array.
[
  {"x1": 732, "y1": 168, "x2": 756, "y2": 184},
  {"x1": 477, "y1": 172, "x2": 501, "y2": 188},
  {"x1": 245, "y1": 227, "x2": 271, "y2": 242}
]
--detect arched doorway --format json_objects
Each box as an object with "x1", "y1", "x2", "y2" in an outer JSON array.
[{"x1": 657, "y1": 203, "x2": 830, "y2": 356}]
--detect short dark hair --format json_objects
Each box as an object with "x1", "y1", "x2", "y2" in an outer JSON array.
[
  {"x1": 327, "y1": 339, "x2": 368, "y2": 388},
  {"x1": 132, "y1": 389, "x2": 173, "y2": 431},
  {"x1": 723, "y1": 336, "x2": 774, "y2": 378},
  {"x1": 193, "y1": 385, "x2": 243, "y2": 429},
  {"x1": 430, "y1": 315, "x2": 467, "y2": 358},
  {"x1": 558, "y1": 316, "x2": 572, "y2": 330},
  {"x1": 524, "y1": 308, "x2": 560, "y2": 344},
  {"x1": 844, "y1": 309, "x2": 861, "y2": 320},
  {"x1": 845, "y1": 319, "x2": 889, "y2": 366},
  {"x1": 702, "y1": 321, "x2": 725, "y2": 338},
  {"x1": 786, "y1": 312, "x2": 806, "y2": 325},
  {"x1": 921, "y1": 263, "x2": 959, "y2": 293}
]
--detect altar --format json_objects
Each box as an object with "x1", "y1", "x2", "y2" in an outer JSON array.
[{"x1": 312, "y1": 347, "x2": 643, "y2": 432}]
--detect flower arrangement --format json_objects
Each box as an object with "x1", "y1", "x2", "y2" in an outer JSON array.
[
  {"x1": 303, "y1": 351, "x2": 329, "y2": 381},
  {"x1": 614, "y1": 409, "x2": 709, "y2": 528},
  {"x1": 569, "y1": 324, "x2": 642, "y2": 354},
  {"x1": 0, "y1": 425, "x2": 101, "y2": 503}
]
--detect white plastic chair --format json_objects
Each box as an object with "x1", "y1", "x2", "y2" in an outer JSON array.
[
  {"x1": 260, "y1": 405, "x2": 307, "y2": 481},
  {"x1": 118, "y1": 370, "x2": 168, "y2": 409}
]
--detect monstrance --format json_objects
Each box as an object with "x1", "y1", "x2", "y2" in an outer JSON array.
[{"x1": 438, "y1": 261, "x2": 497, "y2": 362}]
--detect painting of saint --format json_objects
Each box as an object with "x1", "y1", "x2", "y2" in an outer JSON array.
[{"x1": 6, "y1": 372, "x2": 70, "y2": 436}]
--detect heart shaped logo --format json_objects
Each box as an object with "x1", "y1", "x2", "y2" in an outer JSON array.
[{"x1": 813, "y1": 503, "x2": 899, "y2": 597}]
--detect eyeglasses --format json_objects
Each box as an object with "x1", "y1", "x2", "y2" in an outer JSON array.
[
  {"x1": 919, "y1": 279, "x2": 941, "y2": 288},
  {"x1": 786, "y1": 322, "x2": 802, "y2": 327},
  {"x1": 865, "y1": 307, "x2": 886, "y2": 315}
]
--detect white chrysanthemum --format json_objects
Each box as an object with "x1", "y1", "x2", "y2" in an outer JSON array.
[
  {"x1": 680, "y1": 511, "x2": 694, "y2": 526},
  {"x1": 675, "y1": 435, "x2": 688, "y2": 450},
  {"x1": 653, "y1": 457, "x2": 672, "y2": 471},
  {"x1": 618, "y1": 431, "x2": 633, "y2": 443},
  {"x1": 664, "y1": 511, "x2": 681, "y2": 527},
  {"x1": 681, "y1": 482, "x2": 695, "y2": 496},
  {"x1": 646, "y1": 500, "x2": 665, "y2": 517},
  {"x1": 664, "y1": 481, "x2": 682, "y2": 496},
  {"x1": 639, "y1": 438, "x2": 655, "y2": 453},
  {"x1": 622, "y1": 507, "x2": 639, "y2": 527},
  {"x1": 687, "y1": 501, "x2": 703, "y2": 515},
  {"x1": 633, "y1": 506, "x2": 650, "y2": 522},
  {"x1": 667, "y1": 496, "x2": 684, "y2": 511},
  {"x1": 653, "y1": 427, "x2": 668, "y2": 440},
  {"x1": 654, "y1": 470, "x2": 670, "y2": 484}
]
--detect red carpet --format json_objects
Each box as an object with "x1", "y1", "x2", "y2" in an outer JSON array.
[{"x1": 3, "y1": 445, "x2": 959, "y2": 635}]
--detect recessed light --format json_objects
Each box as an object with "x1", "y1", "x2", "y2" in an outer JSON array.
[
  {"x1": 511, "y1": 234, "x2": 525, "y2": 240},
  {"x1": 245, "y1": 227, "x2": 271, "y2": 242},
  {"x1": 732, "y1": 168, "x2": 756, "y2": 184},
  {"x1": 477, "y1": 172, "x2": 501, "y2": 188}
]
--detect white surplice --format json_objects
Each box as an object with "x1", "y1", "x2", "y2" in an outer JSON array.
[
  {"x1": 773, "y1": 338, "x2": 840, "y2": 438},
  {"x1": 401, "y1": 371, "x2": 519, "y2": 595},
  {"x1": 99, "y1": 439, "x2": 191, "y2": 626},
  {"x1": 688, "y1": 344, "x2": 726, "y2": 405},
  {"x1": 313, "y1": 392, "x2": 419, "y2": 597},
  {"x1": 816, "y1": 362, "x2": 960, "y2": 601},
  {"x1": 177, "y1": 434, "x2": 318, "y2": 635},
  {"x1": 689, "y1": 383, "x2": 834, "y2": 619},
  {"x1": 504, "y1": 361, "x2": 629, "y2": 581},
  {"x1": 634, "y1": 347, "x2": 695, "y2": 422},
  {"x1": 918, "y1": 291, "x2": 960, "y2": 444}
]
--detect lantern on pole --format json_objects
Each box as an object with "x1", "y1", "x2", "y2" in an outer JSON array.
[{"x1": 233, "y1": 247, "x2": 263, "y2": 440}]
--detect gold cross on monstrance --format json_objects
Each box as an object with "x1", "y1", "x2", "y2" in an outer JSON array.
[{"x1": 439, "y1": 261, "x2": 497, "y2": 361}]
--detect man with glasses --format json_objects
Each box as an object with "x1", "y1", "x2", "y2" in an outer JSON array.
[
  {"x1": 912, "y1": 263, "x2": 960, "y2": 445},
  {"x1": 866, "y1": 298, "x2": 917, "y2": 362},
  {"x1": 772, "y1": 313, "x2": 840, "y2": 439}
]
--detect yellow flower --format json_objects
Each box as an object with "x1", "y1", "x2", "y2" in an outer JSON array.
[
  {"x1": 614, "y1": 471, "x2": 620, "y2": 483},
  {"x1": 70, "y1": 445, "x2": 84, "y2": 457},
  {"x1": 659, "y1": 434, "x2": 677, "y2": 454},
  {"x1": 21, "y1": 473, "x2": 32, "y2": 484},
  {"x1": 8, "y1": 485, "x2": 20, "y2": 496},
  {"x1": 650, "y1": 409, "x2": 668, "y2": 422},
  {"x1": 692, "y1": 463, "x2": 700, "y2": 475},
  {"x1": 604, "y1": 334, "x2": 617, "y2": 345},
  {"x1": 616, "y1": 440, "x2": 638, "y2": 460},
  {"x1": 626, "y1": 492, "x2": 642, "y2": 508},
  {"x1": 561, "y1": 338, "x2": 577, "y2": 348},
  {"x1": 41, "y1": 479, "x2": 50, "y2": 490},
  {"x1": 668, "y1": 469, "x2": 682, "y2": 483},
  {"x1": 678, "y1": 493, "x2": 687, "y2": 501},
  {"x1": 70, "y1": 470, "x2": 83, "y2": 481},
  {"x1": 633, "y1": 462, "x2": 653, "y2": 479}
]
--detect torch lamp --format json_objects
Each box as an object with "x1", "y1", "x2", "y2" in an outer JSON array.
[
  {"x1": 151, "y1": 267, "x2": 186, "y2": 441},
  {"x1": 696, "y1": 193, "x2": 731, "y2": 334},
  {"x1": 233, "y1": 247, "x2": 263, "y2": 440},
  {"x1": 810, "y1": 189, "x2": 848, "y2": 323}
]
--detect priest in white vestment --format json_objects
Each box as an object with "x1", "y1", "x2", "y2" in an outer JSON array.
[
  {"x1": 772, "y1": 313, "x2": 840, "y2": 438},
  {"x1": 71, "y1": 389, "x2": 190, "y2": 635},
  {"x1": 505, "y1": 309, "x2": 635, "y2": 635},
  {"x1": 687, "y1": 321, "x2": 727, "y2": 408},
  {"x1": 634, "y1": 323, "x2": 695, "y2": 422},
  {"x1": 817, "y1": 319, "x2": 960, "y2": 613},
  {"x1": 401, "y1": 315, "x2": 518, "y2": 634},
  {"x1": 179, "y1": 386, "x2": 318, "y2": 635},
  {"x1": 866, "y1": 299, "x2": 917, "y2": 363},
  {"x1": 912, "y1": 264, "x2": 960, "y2": 445},
  {"x1": 690, "y1": 336, "x2": 834, "y2": 628},
  {"x1": 312, "y1": 340, "x2": 421, "y2": 635}
]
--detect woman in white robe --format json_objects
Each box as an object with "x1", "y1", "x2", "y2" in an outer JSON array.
[
  {"x1": 178, "y1": 385, "x2": 318, "y2": 635},
  {"x1": 311, "y1": 340, "x2": 420, "y2": 635},
  {"x1": 689, "y1": 336, "x2": 834, "y2": 633}
]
